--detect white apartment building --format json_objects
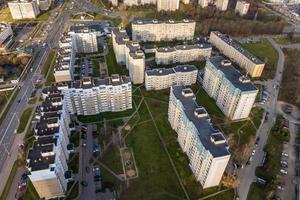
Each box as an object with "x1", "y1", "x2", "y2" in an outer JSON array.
[
  {"x1": 37, "y1": 0, "x2": 51, "y2": 10},
  {"x1": 157, "y1": 0, "x2": 179, "y2": 11},
  {"x1": 8, "y1": 0, "x2": 40, "y2": 19},
  {"x1": 168, "y1": 85, "x2": 230, "y2": 188},
  {"x1": 145, "y1": 65, "x2": 198, "y2": 90},
  {"x1": 198, "y1": 0, "x2": 229, "y2": 10},
  {"x1": 61, "y1": 75, "x2": 132, "y2": 116},
  {"x1": 155, "y1": 43, "x2": 212, "y2": 65},
  {"x1": 202, "y1": 57, "x2": 258, "y2": 120},
  {"x1": 181, "y1": 0, "x2": 190, "y2": 3},
  {"x1": 132, "y1": 19, "x2": 196, "y2": 42},
  {"x1": 0, "y1": 23, "x2": 13, "y2": 46},
  {"x1": 54, "y1": 33, "x2": 74, "y2": 83},
  {"x1": 112, "y1": 28, "x2": 145, "y2": 84},
  {"x1": 123, "y1": 0, "x2": 156, "y2": 6},
  {"x1": 27, "y1": 87, "x2": 72, "y2": 199},
  {"x1": 209, "y1": 31, "x2": 265, "y2": 78},
  {"x1": 235, "y1": 1, "x2": 250, "y2": 16},
  {"x1": 109, "y1": 0, "x2": 118, "y2": 6}
]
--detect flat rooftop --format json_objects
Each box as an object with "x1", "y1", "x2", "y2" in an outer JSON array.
[
  {"x1": 172, "y1": 85, "x2": 230, "y2": 157},
  {"x1": 112, "y1": 28, "x2": 129, "y2": 45},
  {"x1": 146, "y1": 65, "x2": 197, "y2": 76},
  {"x1": 157, "y1": 43, "x2": 211, "y2": 53},
  {"x1": 132, "y1": 19, "x2": 195, "y2": 25},
  {"x1": 212, "y1": 31, "x2": 263, "y2": 65},
  {"x1": 70, "y1": 23, "x2": 103, "y2": 33},
  {"x1": 208, "y1": 56, "x2": 258, "y2": 92}
]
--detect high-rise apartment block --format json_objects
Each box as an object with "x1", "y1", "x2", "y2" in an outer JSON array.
[
  {"x1": 132, "y1": 19, "x2": 195, "y2": 42},
  {"x1": 61, "y1": 75, "x2": 132, "y2": 116},
  {"x1": 235, "y1": 0, "x2": 250, "y2": 16},
  {"x1": 203, "y1": 57, "x2": 258, "y2": 120},
  {"x1": 27, "y1": 87, "x2": 72, "y2": 199},
  {"x1": 109, "y1": 0, "x2": 118, "y2": 6},
  {"x1": 0, "y1": 23, "x2": 13, "y2": 46},
  {"x1": 145, "y1": 65, "x2": 198, "y2": 90},
  {"x1": 157, "y1": 0, "x2": 179, "y2": 11},
  {"x1": 198, "y1": 0, "x2": 229, "y2": 10},
  {"x1": 123, "y1": 0, "x2": 156, "y2": 6},
  {"x1": 112, "y1": 28, "x2": 145, "y2": 84},
  {"x1": 156, "y1": 44, "x2": 212, "y2": 65},
  {"x1": 168, "y1": 86, "x2": 230, "y2": 188},
  {"x1": 8, "y1": 0, "x2": 40, "y2": 19},
  {"x1": 209, "y1": 31, "x2": 265, "y2": 78},
  {"x1": 37, "y1": 0, "x2": 51, "y2": 10}
]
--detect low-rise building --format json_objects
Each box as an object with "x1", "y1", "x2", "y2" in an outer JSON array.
[
  {"x1": 27, "y1": 87, "x2": 72, "y2": 199},
  {"x1": 168, "y1": 85, "x2": 230, "y2": 188},
  {"x1": 202, "y1": 57, "x2": 258, "y2": 120},
  {"x1": 8, "y1": 0, "x2": 40, "y2": 19},
  {"x1": 132, "y1": 19, "x2": 195, "y2": 42},
  {"x1": 61, "y1": 75, "x2": 132, "y2": 116},
  {"x1": 209, "y1": 31, "x2": 265, "y2": 78},
  {"x1": 155, "y1": 43, "x2": 212, "y2": 65},
  {"x1": 157, "y1": 0, "x2": 179, "y2": 11},
  {"x1": 235, "y1": 0, "x2": 250, "y2": 16},
  {"x1": 145, "y1": 65, "x2": 198, "y2": 90},
  {"x1": 0, "y1": 23, "x2": 13, "y2": 47}
]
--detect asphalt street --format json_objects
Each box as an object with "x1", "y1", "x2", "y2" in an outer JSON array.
[{"x1": 237, "y1": 37, "x2": 285, "y2": 200}]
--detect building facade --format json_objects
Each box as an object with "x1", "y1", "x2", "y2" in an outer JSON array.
[
  {"x1": 202, "y1": 57, "x2": 258, "y2": 120},
  {"x1": 27, "y1": 87, "x2": 72, "y2": 199},
  {"x1": 209, "y1": 31, "x2": 265, "y2": 78},
  {"x1": 145, "y1": 65, "x2": 198, "y2": 90},
  {"x1": 235, "y1": 0, "x2": 250, "y2": 16},
  {"x1": 37, "y1": 0, "x2": 51, "y2": 10},
  {"x1": 123, "y1": 0, "x2": 156, "y2": 6},
  {"x1": 198, "y1": 0, "x2": 229, "y2": 10},
  {"x1": 61, "y1": 75, "x2": 132, "y2": 116},
  {"x1": 132, "y1": 19, "x2": 195, "y2": 42},
  {"x1": 112, "y1": 28, "x2": 145, "y2": 84},
  {"x1": 155, "y1": 44, "x2": 212, "y2": 65},
  {"x1": 0, "y1": 23, "x2": 13, "y2": 46},
  {"x1": 8, "y1": 0, "x2": 40, "y2": 19},
  {"x1": 168, "y1": 86, "x2": 230, "y2": 188},
  {"x1": 157, "y1": 0, "x2": 179, "y2": 11}
]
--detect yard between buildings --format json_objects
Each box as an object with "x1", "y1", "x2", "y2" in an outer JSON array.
[{"x1": 17, "y1": 107, "x2": 34, "y2": 133}]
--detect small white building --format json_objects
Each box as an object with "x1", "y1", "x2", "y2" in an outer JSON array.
[
  {"x1": 235, "y1": 0, "x2": 250, "y2": 16},
  {"x1": 8, "y1": 0, "x2": 40, "y2": 19}
]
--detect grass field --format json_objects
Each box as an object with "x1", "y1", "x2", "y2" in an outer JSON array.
[
  {"x1": 23, "y1": 179, "x2": 40, "y2": 200},
  {"x1": 17, "y1": 108, "x2": 33, "y2": 133},
  {"x1": 27, "y1": 98, "x2": 37, "y2": 105},
  {"x1": 41, "y1": 50, "x2": 57, "y2": 78},
  {"x1": 65, "y1": 182, "x2": 79, "y2": 200},
  {"x1": 105, "y1": 43, "x2": 127, "y2": 76},
  {"x1": 0, "y1": 90, "x2": 13, "y2": 113},
  {"x1": 45, "y1": 51, "x2": 57, "y2": 86},
  {"x1": 241, "y1": 39, "x2": 278, "y2": 80},
  {"x1": 247, "y1": 183, "x2": 264, "y2": 200},
  {"x1": 0, "y1": 7, "x2": 13, "y2": 22}
]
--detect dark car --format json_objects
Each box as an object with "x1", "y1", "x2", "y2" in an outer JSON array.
[
  {"x1": 81, "y1": 133, "x2": 87, "y2": 139},
  {"x1": 81, "y1": 181, "x2": 88, "y2": 187},
  {"x1": 17, "y1": 99, "x2": 21, "y2": 103},
  {"x1": 255, "y1": 137, "x2": 260, "y2": 146}
]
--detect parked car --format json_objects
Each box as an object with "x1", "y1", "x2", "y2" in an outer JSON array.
[
  {"x1": 93, "y1": 144, "x2": 100, "y2": 153},
  {"x1": 81, "y1": 133, "x2": 87, "y2": 139},
  {"x1": 277, "y1": 185, "x2": 285, "y2": 191},
  {"x1": 255, "y1": 137, "x2": 260, "y2": 146},
  {"x1": 280, "y1": 169, "x2": 288, "y2": 175},
  {"x1": 251, "y1": 149, "x2": 256, "y2": 156},
  {"x1": 282, "y1": 152, "x2": 289, "y2": 157},
  {"x1": 280, "y1": 161, "x2": 288, "y2": 165},
  {"x1": 81, "y1": 181, "x2": 88, "y2": 187}
]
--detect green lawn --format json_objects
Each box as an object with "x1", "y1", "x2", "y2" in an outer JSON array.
[
  {"x1": 105, "y1": 43, "x2": 127, "y2": 75},
  {"x1": 206, "y1": 189, "x2": 234, "y2": 200},
  {"x1": 64, "y1": 182, "x2": 79, "y2": 200},
  {"x1": 274, "y1": 36, "x2": 300, "y2": 45},
  {"x1": 28, "y1": 98, "x2": 37, "y2": 105},
  {"x1": 41, "y1": 50, "x2": 57, "y2": 78},
  {"x1": 241, "y1": 39, "x2": 278, "y2": 80},
  {"x1": 23, "y1": 179, "x2": 40, "y2": 200},
  {"x1": 45, "y1": 51, "x2": 57, "y2": 86},
  {"x1": 0, "y1": 90, "x2": 13, "y2": 113},
  {"x1": 0, "y1": 88, "x2": 19, "y2": 124},
  {"x1": 255, "y1": 84, "x2": 262, "y2": 102},
  {"x1": 68, "y1": 153, "x2": 79, "y2": 174},
  {"x1": 0, "y1": 159, "x2": 23, "y2": 200},
  {"x1": 17, "y1": 108, "x2": 34, "y2": 133},
  {"x1": 0, "y1": 7, "x2": 13, "y2": 22},
  {"x1": 92, "y1": 59, "x2": 100, "y2": 77},
  {"x1": 247, "y1": 183, "x2": 264, "y2": 200}
]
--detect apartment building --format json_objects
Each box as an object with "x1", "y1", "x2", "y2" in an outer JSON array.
[
  {"x1": 123, "y1": 0, "x2": 156, "y2": 6},
  {"x1": 209, "y1": 31, "x2": 265, "y2": 78},
  {"x1": 37, "y1": 0, "x2": 51, "y2": 10},
  {"x1": 27, "y1": 87, "x2": 72, "y2": 199},
  {"x1": 132, "y1": 19, "x2": 195, "y2": 42},
  {"x1": 145, "y1": 65, "x2": 198, "y2": 90},
  {"x1": 156, "y1": 43, "x2": 212, "y2": 65},
  {"x1": 198, "y1": 0, "x2": 229, "y2": 10},
  {"x1": 203, "y1": 57, "x2": 258, "y2": 120},
  {"x1": 61, "y1": 75, "x2": 132, "y2": 116},
  {"x1": 8, "y1": 0, "x2": 40, "y2": 19},
  {"x1": 168, "y1": 86, "x2": 230, "y2": 188},
  {"x1": 157, "y1": 0, "x2": 179, "y2": 11},
  {"x1": 54, "y1": 33, "x2": 74, "y2": 82},
  {"x1": 235, "y1": 0, "x2": 250, "y2": 16},
  {"x1": 69, "y1": 25, "x2": 102, "y2": 53},
  {"x1": 112, "y1": 28, "x2": 145, "y2": 84},
  {"x1": 109, "y1": 0, "x2": 118, "y2": 6},
  {"x1": 0, "y1": 23, "x2": 13, "y2": 46}
]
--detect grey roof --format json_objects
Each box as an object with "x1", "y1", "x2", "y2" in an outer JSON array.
[
  {"x1": 157, "y1": 44, "x2": 211, "y2": 53},
  {"x1": 112, "y1": 28, "x2": 129, "y2": 45},
  {"x1": 146, "y1": 65, "x2": 197, "y2": 76},
  {"x1": 173, "y1": 65, "x2": 198, "y2": 73},
  {"x1": 172, "y1": 86, "x2": 230, "y2": 157},
  {"x1": 208, "y1": 56, "x2": 258, "y2": 92},
  {"x1": 71, "y1": 75, "x2": 131, "y2": 89},
  {"x1": 70, "y1": 24, "x2": 103, "y2": 33},
  {"x1": 132, "y1": 19, "x2": 195, "y2": 25},
  {"x1": 212, "y1": 31, "x2": 264, "y2": 65}
]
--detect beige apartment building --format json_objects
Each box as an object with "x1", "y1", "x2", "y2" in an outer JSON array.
[
  {"x1": 132, "y1": 19, "x2": 195, "y2": 42},
  {"x1": 155, "y1": 43, "x2": 212, "y2": 65},
  {"x1": 235, "y1": 0, "x2": 250, "y2": 16},
  {"x1": 61, "y1": 75, "x2": 132, "y2": 116},
  {"x1": 8, "y1": 0, "x2": 40, "y2": 19},
  {"x1": 198, "y1": 0, "x2": 229, "y2": 10},
  {"x1": 209, "y1": 31, "x2": 265, "y2": 77},
  {"x1": 157, "y1": 0, "x2": 179, "y2": 11},
  {"x1": 145, "y1": 65, "x2": 198, "y2": 90},
  {"x1": 202, "y1": 57, "x2": 258, "y2": 120},
  {"x1": 168, "y1": 86, "x2": 230, "y2": 188},
  {"x1": 112, "y1": 28, "x2": 130, "y2": 65}
]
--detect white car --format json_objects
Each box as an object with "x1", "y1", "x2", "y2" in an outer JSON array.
[
  {"x1": 280, "y1": 169, "x2": 288, "y2": 175},
  {"x1": 282, "y1": 152, "x2": 289, "y2": 157},
  {"x1": 251, "y1": 149, "x2": 256, "y2": 156},
  {"x1": 281, "y1": 160, "x2": 288, "y2": 165},
  {"x1": 277, "y1": 185, "x2": 285, "y2": 191}
]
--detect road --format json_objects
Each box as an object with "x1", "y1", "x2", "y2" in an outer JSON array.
[{"x1": 237, "y1": 37, "x2": 285, "y2": 200}]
